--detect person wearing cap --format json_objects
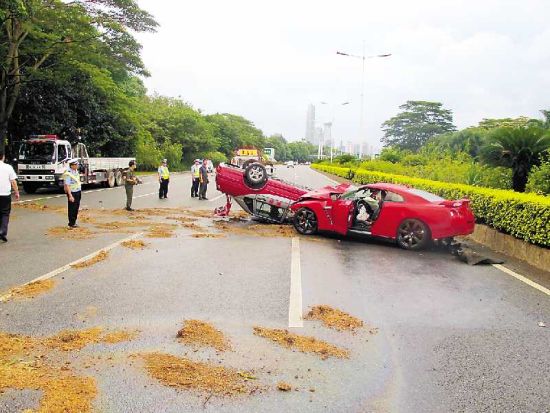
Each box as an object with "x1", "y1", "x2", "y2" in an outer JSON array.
[
  {"x1": 64, "y1": 158, "x2": 82, "y2": 228},
  {"x1": 190, "y1": 159, "x2": 201, "y2": 198},
  {"x1": 198, "y1": 158, "x2": 209, "y2": 200},
  {"x1": 0, "y1": 148, "x2": 20, "y2": 242},
  {"x1": 123, "y1": 160, "x2": 142, "y2": 211},
  {"x1": 158, "y1": 159, "x2": 170, "y2": 199}
]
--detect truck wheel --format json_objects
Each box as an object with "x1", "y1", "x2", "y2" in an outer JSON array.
[
  {"x1": 107, "y1": 171, "x2": 116, "y2": 188},
  {"x1": 23, "y1": 183, "x2": 39, "y2": 194},
  {"x1": 244, "y1": 163, "x2": 267, "y2": 189},
  {"x1": 115, "y1": 169, "x2": 123, "y2": 186}
]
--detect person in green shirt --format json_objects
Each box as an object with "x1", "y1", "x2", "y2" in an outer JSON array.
[{"x1": 123, "y1": 160, "x2": 142, "y2": 211}]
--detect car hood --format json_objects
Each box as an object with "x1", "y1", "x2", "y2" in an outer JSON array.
[{"x1": 299, "y1": 183, "x2": 352, "y2": 200}]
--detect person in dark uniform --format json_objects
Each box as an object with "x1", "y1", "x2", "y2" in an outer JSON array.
[
  {"x1": 198, "y1": 159, "x2": 209, "y2": 200},
  {"x1": 64, "y1": 159, "x2": 82, "y2": 228},
  {"x1": 123, "y1": 160, "x2": 142, "y2": 211}
]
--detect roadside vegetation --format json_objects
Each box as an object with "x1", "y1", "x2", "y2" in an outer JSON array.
[{"x1": 318, "y1": 102, "x2": 550, "y2": 196}]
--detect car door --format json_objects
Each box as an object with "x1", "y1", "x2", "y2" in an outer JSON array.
[
  {"x1": 330, "y1": 196, "x2": 354, "y2": 235},
  {"x1": 370, "y1": 190, "x2": 407, "y2": 238}
]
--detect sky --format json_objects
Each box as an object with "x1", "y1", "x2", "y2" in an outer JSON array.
[{"x1": 134, "y1": 0, "x2": 550, "y2": 151}]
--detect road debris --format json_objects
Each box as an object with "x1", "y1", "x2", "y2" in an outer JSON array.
[
  {"x1": 139, "y1": 352, "x2": 254, "y2": 396},
  {"x1": 190, "y1": 233, "x2": 226, "y2": 239},
  {"x1": 121, "y1": 239, "x2": 149, "y2": 250},
  {"x1": 44, "y1": 327, "x2": 137, "y2": 351},
  {"x1": 92, "y1": 220, "x2": 152, "y2": 231},
  {"x1": 47, "y1": 226, "x2": 96, "y2": 240},
  {"x1": 538, "y1": 321, "x2": 546, "y2": 328},
  {"x1": 253, "y1": 327, "x2": 349, "y2": 360},
  {"x1": 71, "y1": 250, "x2": 109, "y2": 269},
  {"x1": 145, "y1": 224, "x2": 177, "y2": 238},
  {"x1": 0, "y1": 332, "x2": 97, "y2": 413},
  {"x1": 177, "y1": 320, "x2": 231, "y2": 351},
  {"x1": 305, "y1": 305, "x2": 364, "y2": 332},
  {"x1": 214, "y1": 221, "x2": 296, "y2": 238},
  {"x1": 277, "y1": 382, "x2": 292, "y2": 391},
  {"x1": 1, "y1": 280, "x2": 55, "y2": 302}
]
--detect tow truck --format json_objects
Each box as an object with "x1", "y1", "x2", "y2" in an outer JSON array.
[{"x1": 17, "y1": 135, "x2": 134, "y2": 193}]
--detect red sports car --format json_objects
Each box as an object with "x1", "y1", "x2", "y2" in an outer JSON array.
[{"x1": 215, "y1": 163, "x2": 475, "y2": 250}]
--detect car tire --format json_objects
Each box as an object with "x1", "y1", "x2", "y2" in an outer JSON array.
[
  {"x1": 293, "y1": 207, "x2": 318, "y2": 235},
  {"x1": 396, "y1": 219, "x2": 431, "y2": 250},
  {"x1": 244, "y1": 163, "x2": 267, "y2": 189},
  {"x1": 23, "y1": 183, "x2": 39, "y2": 194},
  {"x1": 242, "y1": 159, "x2": 255, "y2": 170}
]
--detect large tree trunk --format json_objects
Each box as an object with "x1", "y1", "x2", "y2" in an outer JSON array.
[{"x1": 512, "y1": 167, "x2": 528, "y2": 192}]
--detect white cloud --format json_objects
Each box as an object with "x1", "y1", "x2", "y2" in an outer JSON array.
[{"x1": 135, "y1": 0, "x2": 550, "y2": 149}]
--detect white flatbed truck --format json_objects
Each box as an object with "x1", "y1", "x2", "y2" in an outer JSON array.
[{"x1": 17, "y1": 135, "x2": 134, "y2": 193}]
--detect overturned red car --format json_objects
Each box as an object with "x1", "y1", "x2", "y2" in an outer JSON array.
[{"x1": 215, "y1": 163, "x2": 475, "y2": 250}]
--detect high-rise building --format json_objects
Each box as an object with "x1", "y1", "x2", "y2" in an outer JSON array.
[{"x1": 305, "y1": 104, "x2": 316, "y2": 144}]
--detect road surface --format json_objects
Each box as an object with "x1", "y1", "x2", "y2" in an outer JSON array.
[{"x1": 0, "y1": 166, "x2": 548, "y2": 412}]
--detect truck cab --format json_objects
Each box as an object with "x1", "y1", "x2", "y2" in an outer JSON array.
[{"x1": 17, "y1": 135, "x2": 73, "y2": 193}]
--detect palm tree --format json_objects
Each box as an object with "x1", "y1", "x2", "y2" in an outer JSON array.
[{"x1": 481, "y1": 126, "x2": 550, "y2": 192}]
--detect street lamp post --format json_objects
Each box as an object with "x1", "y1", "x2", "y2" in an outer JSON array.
[
  {"x1": 336, "y1": 46, "x2": 391, "y2": 158},
  {"x1": 320, "y1": 101, "x2": 350, "y2": 162}
]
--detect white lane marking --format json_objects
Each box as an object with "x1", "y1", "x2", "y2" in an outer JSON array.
[
  {"x1": 492, "y1": 264, "x2": 550, "y2": 296},
  {"x1": 133, "y1": 192, "x2": 156, "y2": 199},
  {"x1": 15, "y1": 194, "x2": 65, "y2": 204},
  {"x1": 208, "y1": 194, "x2": 225, "y2": 202},
  {"x1": 288, "y1": 237, "x2": 304, "y2": 328},
  {"x1": 0, "y1": 232, "x2": 144, "y2": 303}
]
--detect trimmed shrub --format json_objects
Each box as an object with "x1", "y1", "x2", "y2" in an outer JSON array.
[{"x1": 312, "y1": 164, "x2": 550, "y2": 247}]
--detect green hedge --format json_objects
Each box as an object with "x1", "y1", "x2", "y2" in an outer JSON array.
[{"x1": 312, "y1": 164, "x2": 550, "y2": 248}]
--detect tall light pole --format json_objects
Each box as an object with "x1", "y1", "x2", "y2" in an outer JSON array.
[
  {"x1": 320, "y1": 101, "x2": 350, "y2": 162},
  {"x1": 336, "y1": 47, "x2": 391, "y2": 158}
]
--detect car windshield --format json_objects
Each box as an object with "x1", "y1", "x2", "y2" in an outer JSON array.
[
  {"x1": 19, "y1": 141, "x2": 55, "y2": 162},
  {"x1": 340, "y1": 186, "x2": 362, "y2": 199},
  {"x1": 407, "y1": 188, "x2": 445, "y2": 202}
]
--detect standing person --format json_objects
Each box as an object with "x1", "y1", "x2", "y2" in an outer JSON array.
[
  {"x1": 0, "y1": 148, "x2": 20, "y2": 242},
  {"x1": 190, "y1": 159, "x2": 200, "y2": 198},
  {"x1": 198, "y1": 158, "x2": 209, "y2": 200},
  {"x1": 64, "y1": 158, "x2": 82, "y2": 228},
  {"x1": 123, "y1": 160, "x2": 142, "y2": 211},
  {"x1": 158, "y1": 159, "x2": 170, "y2": 199}
]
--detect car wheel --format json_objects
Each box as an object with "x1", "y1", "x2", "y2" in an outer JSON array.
[
  {"x1": 293, "y1": 208, "x2": 318, "y2": 235},
  {"x1": 396, "y1": 219, "x2": 431, "y2": 250},
  {"x1": 244, "y1": 163, "x2": 267, "y2": 189},
  {"x1": 242, "y1": 159, "x2": 255, "y2": 169}
]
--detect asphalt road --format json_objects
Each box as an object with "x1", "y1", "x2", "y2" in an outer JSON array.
[{"x1": 0, "y1": 166, "x2": 548, "y2": 413}]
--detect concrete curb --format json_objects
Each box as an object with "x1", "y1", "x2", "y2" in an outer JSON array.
[{"x1": 467, "y1": 225, "x2": 549, "y2": 272}]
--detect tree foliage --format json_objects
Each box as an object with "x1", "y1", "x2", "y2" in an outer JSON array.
[
  {"x1": 480, "y1": 126, "x2": 550, "y2": 192},
  {"x1": 381, "y1": 101, "x2": 456, "y2": 152}
]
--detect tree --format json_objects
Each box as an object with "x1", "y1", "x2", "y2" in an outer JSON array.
[
  {"x1": 427, "y1": 128, "x2": 488, "y2": 159},
  {"x1": 481, "y1": 126, "x2": 550, "y2": 192},
  {"x1": 381, "y1": 101, "x2": 456, "y2": 151},
  {"x1": 0, "y1": 0, "x2": 157, "y2": 151}
]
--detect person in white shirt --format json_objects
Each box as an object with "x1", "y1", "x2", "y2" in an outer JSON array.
[{"x1": 0, "y1": 148, "x2": 20, "y2": 242}]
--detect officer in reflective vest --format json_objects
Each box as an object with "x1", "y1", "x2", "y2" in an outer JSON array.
[
  {"x1": 190, "y1": 159, "x2": 200, "y2": 198},
  {"x1": 158, "y1": 159, "x2": 170, "y2": 199},
  {"x1": 64, "y1": 158, "x2": 82, "y2": 228}
]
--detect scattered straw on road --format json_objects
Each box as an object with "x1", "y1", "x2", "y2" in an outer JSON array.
[
  {"x1": 253, "y1": 327, "x2": 349, "y2": 360},
  {"x1": 44, "y1": 327, "x2": 137, "y2": 351},
  {"x1": 140, "y1": 352, "x2": 253, "y2": 396},
  {"x1": 47, "y1": 226, "x2": 96, "y2": 240},
  {"x1": 177, "y1": 320, "x2": 231, "y2": 351},
  {"x1": 1, "y1": 280, "x2": 55, "y2": 302},
  {"x1": 190, "y1": 233, "x2": 226, "y2": 239},
  {"x1": 121, "y1": 239, "x2": 149, "y2": 250},
  {"x1": 214, "y1": 221, "x2": 296, "y2": 238},
  {"x1": 71, "y1": 250, "x2": 109, "y2": 269},
  {"x1": 305, "y1": 305, "x2": 364, "y2": 332},
  {"x1": 277, "y1": 382, "x2": 292, "y2": 391},
  {"x1": 146, "y1": 224, "x2": 177, "y2": 238}
]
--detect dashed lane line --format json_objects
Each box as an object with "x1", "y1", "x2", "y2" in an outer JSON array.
[
  {"x1": 288, "y1": 237, "x2": 304, "y2": 328},
  {"x1": 492, "y1": 264, "x2": 550, "y2": 296},
  {"x1": 133, "y1": 192, "x2": 157, "y2": 199},
  {"x1": 0, "y1": 232, "x2": 144, "y2": 303}
]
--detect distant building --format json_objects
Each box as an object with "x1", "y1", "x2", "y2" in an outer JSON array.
[
  {"x1": 305, "y1": 104, "x2": 316, "y2": 144},
  {"x1": 323, "y1": 122, "x2": 332, "y2": 148}
]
